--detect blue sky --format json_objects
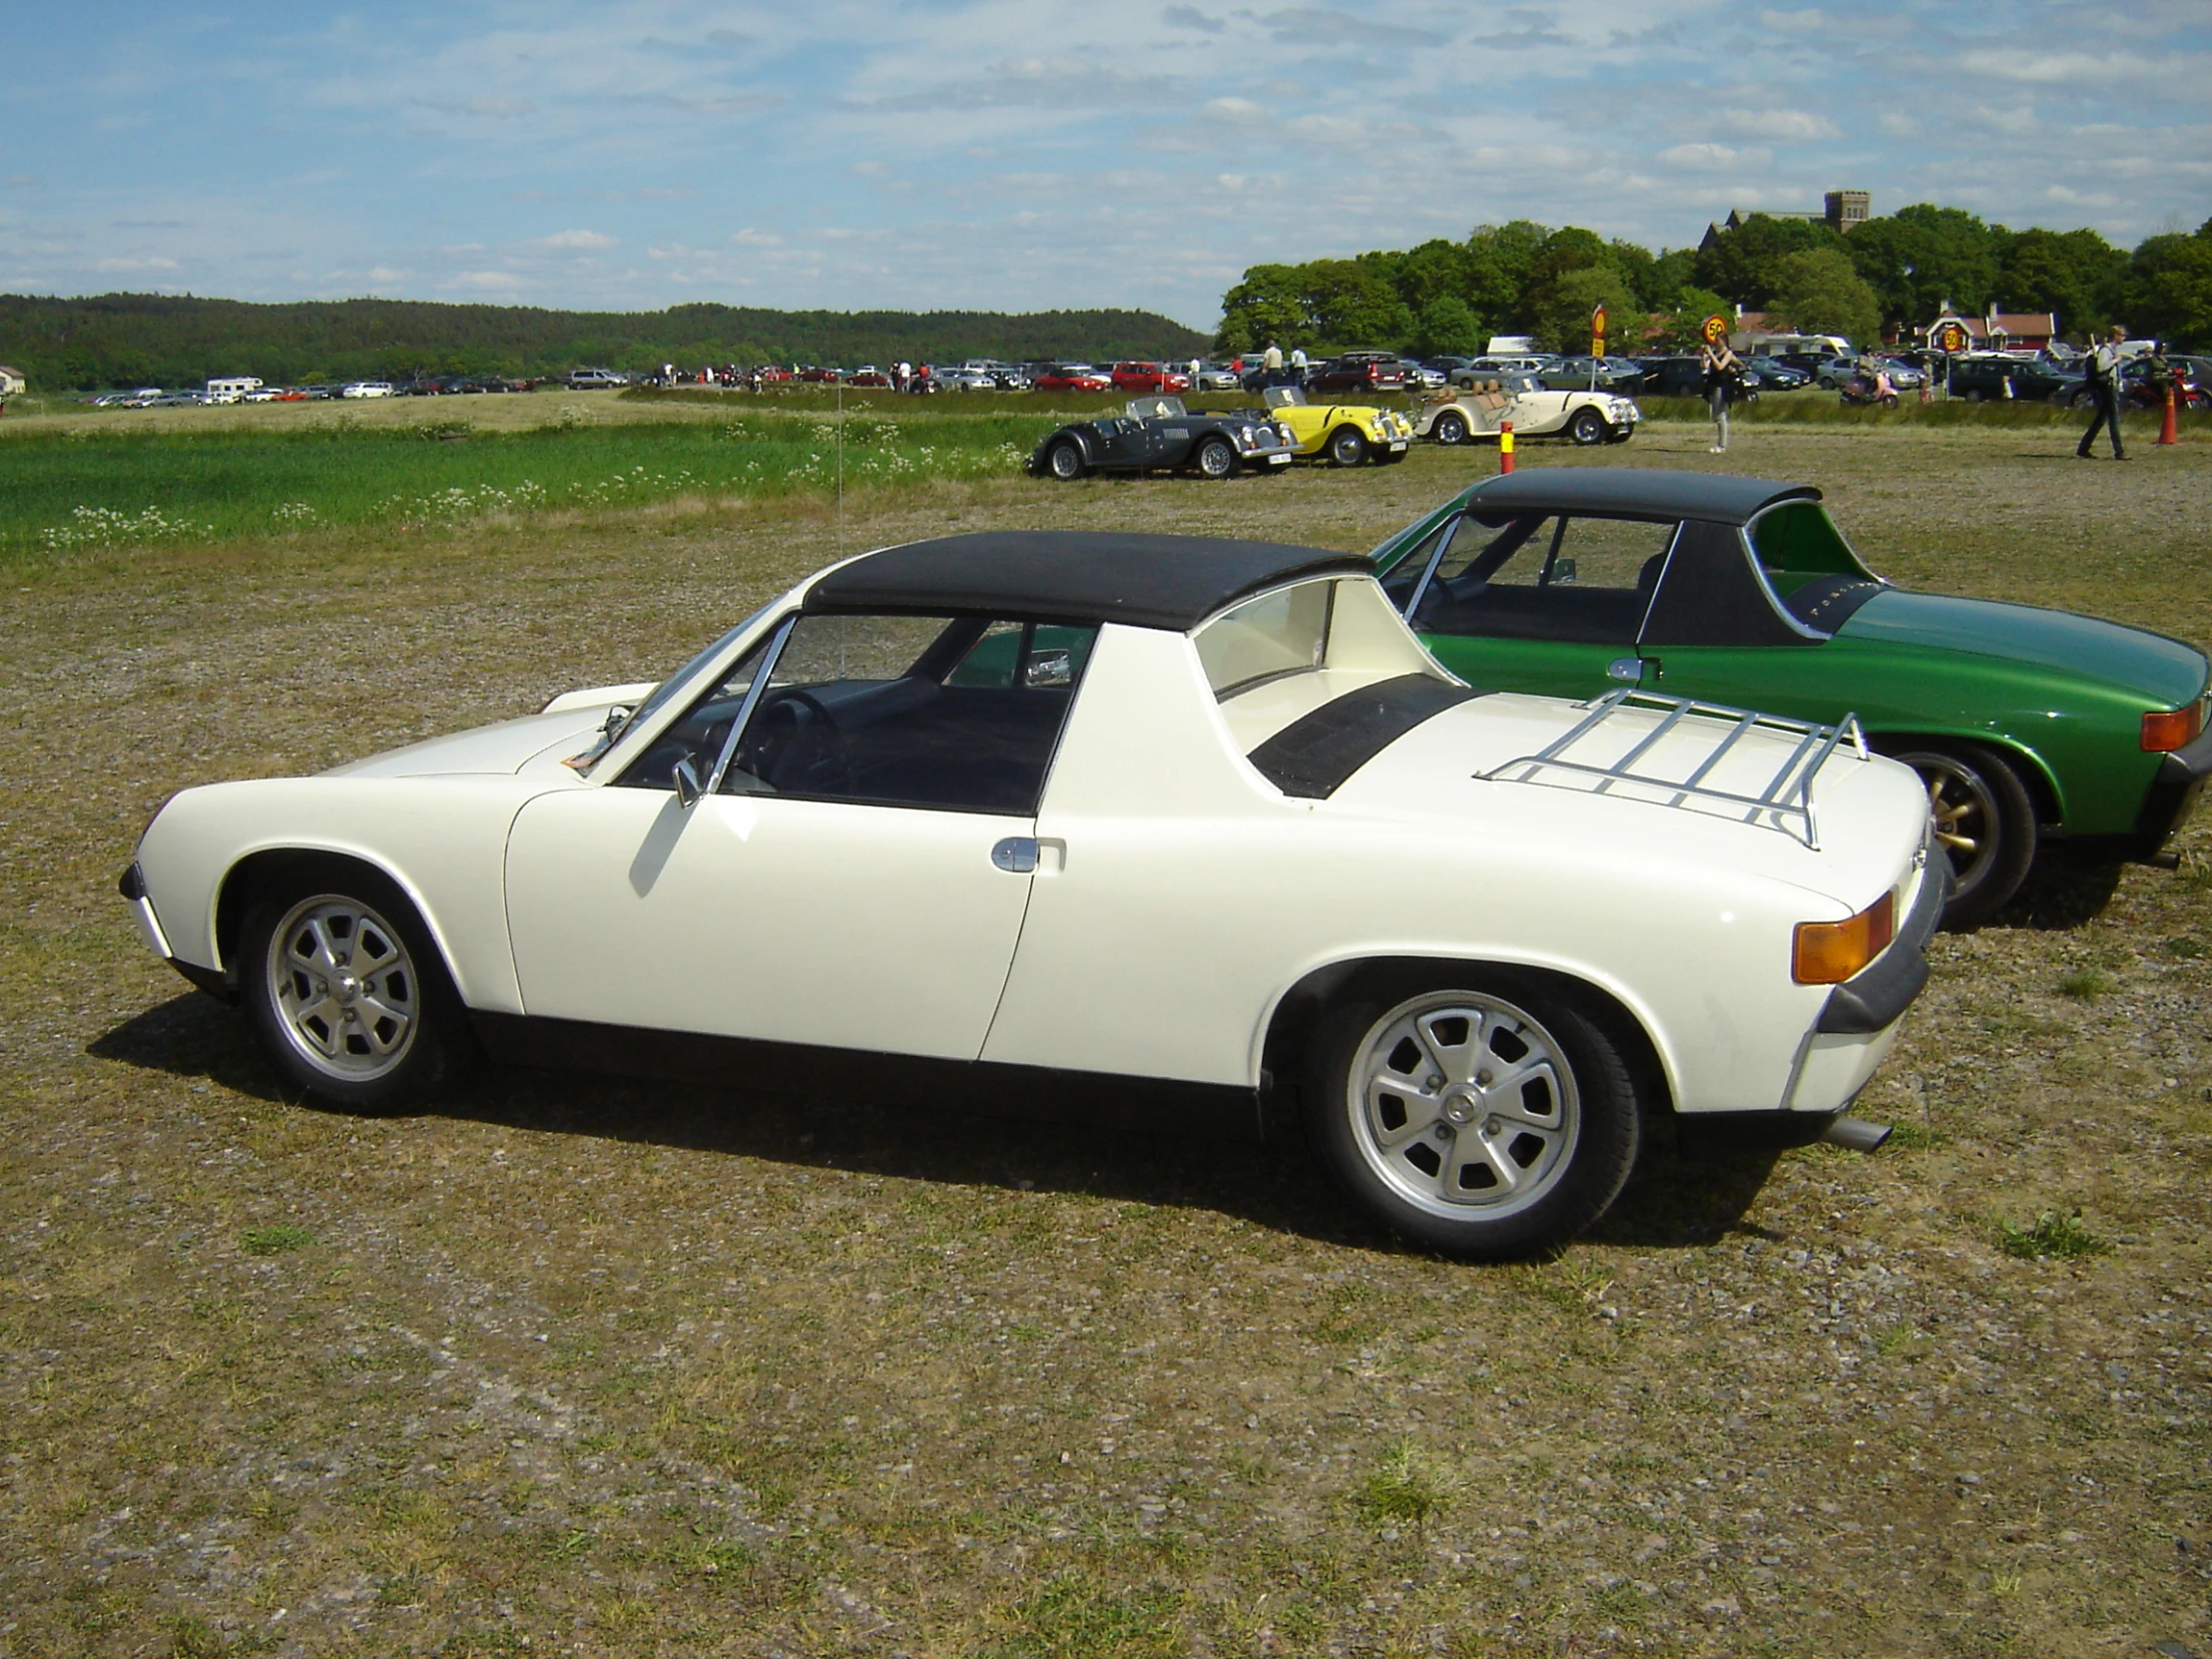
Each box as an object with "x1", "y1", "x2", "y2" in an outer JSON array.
[{"x1": 2, "y1": 1, "x2": 2204, "y2": 329}]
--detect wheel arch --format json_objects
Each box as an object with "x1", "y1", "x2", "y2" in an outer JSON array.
[
  {"x1": 1257, "y1": 954, "x2": 1678, "y2": 1128},
  {"x1": 214, "y1": 845, "x2": 469, "y2": 1003},
  {"x1": 1866, "y1": 729, "x2": 2065, "y2": 827}
]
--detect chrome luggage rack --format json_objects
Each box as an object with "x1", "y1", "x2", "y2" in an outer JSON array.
[{"x1": 1478, "y1": 690, "x2": 1869, "y2": 848}]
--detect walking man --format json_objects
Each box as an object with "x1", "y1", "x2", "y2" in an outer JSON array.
[{"x1": 2077, "y1": 325, "x2": 2128, "y2": 459}]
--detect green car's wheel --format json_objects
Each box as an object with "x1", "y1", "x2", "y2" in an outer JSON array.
[
  {"x1": 1328, "y1": 425, "x2": 1369, "y2": 465},
  {"x1": 1304, "y1": 972, "x2": 1641, "y2": 1260},
  {"x1": 1889, "y1": 742, "x2": 2038, "y2": 927},
  {"x1": 1431, "y1": 410, "x2": 1468, "y2": 445}
]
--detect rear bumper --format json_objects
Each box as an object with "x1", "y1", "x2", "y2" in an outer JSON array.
[
  {"x1": 1816, "y1": 852, "x2": 1951, "y2": 1035},
  {"x1": 2133, "y1": 725, "x2": 2212, "y2": 849}
]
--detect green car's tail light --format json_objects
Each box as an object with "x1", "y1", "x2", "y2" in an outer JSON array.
[
  {"x1": 1794, "y1": 890, "x2": 1896, "y2": 984},
  {"x1": 2141, "y1": 701, "x2": 2206, "y2": 753}
]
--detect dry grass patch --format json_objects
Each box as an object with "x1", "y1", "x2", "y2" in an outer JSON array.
[{"x1": 1, "y1": 426, "x2": 2208, "y2": 1655}]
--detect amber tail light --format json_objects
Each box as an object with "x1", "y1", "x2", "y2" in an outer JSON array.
[
  {"x1": 1794, "y1": 891, "x2": 1896, "y2": 985},
  {"x1": 2140, "y1": 702, "x2": 2205, "y2": 753}
]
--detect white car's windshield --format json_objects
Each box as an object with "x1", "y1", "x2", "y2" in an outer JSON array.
[{"x1": 619, "y1": 604, "x2": 775, "y2": 740}]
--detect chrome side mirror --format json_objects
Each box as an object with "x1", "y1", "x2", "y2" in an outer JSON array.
[{"x1": 672, "y1": 754, "x2": 703, "y2": 809}]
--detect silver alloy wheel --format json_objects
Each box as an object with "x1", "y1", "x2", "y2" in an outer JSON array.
[
  {"x1": 1048, "y1": 440, "x2": 1083, "y2": 480},
  {"x1": 1346, "y1": 990, "x2": 1581, "y2": 1222},
  {"x1": 266, "y1": 893, "x2": 419, "y2": 1081},
  {"x1": 1434, "y1": 410, "x2": 1467, "y2": 444},
  {"x1": 1196, "y1": 436, "x2": 1236, "y2": 478}
]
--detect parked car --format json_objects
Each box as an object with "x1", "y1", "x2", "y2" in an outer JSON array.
[
  {"x1": 1740, "y1": 357, "x2": 1813, "y2": 391},
  {"x1": 1941, "y1": 353, "x2": 2082, "y2": 403},
  {"x1": 1451, "y1": 355, "x2": 1556, "y2": 386},
  {"x1": 1261, "y1": 387, "x2": 1413, "y2": 464},
  {"x1": 1536, "y1": 357, "x2": 1645, "y2": 394},
  {"x1": 1033, "y1": 363, "x2": 1114, "y2": 392},
  {"x1": 1370, "y1": 469, "x2": 2212, "y2": 924},
  {"x1": 1815, "y1": 356, "x2": 1923, "y2": 391},
  {"x1": 121, "y1": 529, "x2": 1938, "y2": 1257},
  {"x1": 1412, "y1": 372, "x2": 1638, "y2": 447},
  {"x1": 1304, "y1": 352, "x2": 1408, "y2": 396},
  {"x1": 1195, "y1": 361, "x2": 1246, "y2": 393},
  {"x1": 1029, "y1": 396, "x2": 1296, "y2": 480},
  {"x1": 934, "y1": 367, "x2": 999, "y2": 391},
  {"x1": 565, "y1": 368, "x2": 628, "y2": 390},
  {"x1": 1109, "y1": 361, "x2": 1191, "y2": 394}
]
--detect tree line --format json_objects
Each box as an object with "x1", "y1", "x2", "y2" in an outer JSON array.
[
  {"x1": 0, "y1": 295, "x2": 1214, "y2": 392},
  {"x1": 1216, "y1": 207, "x2": 2212, "y2": 356}
]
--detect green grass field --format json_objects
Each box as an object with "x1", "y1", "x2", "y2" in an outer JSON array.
[
  {"x1": 8, "y1": 387, "x2": 2202, "y2": 568},
  {"x1": 0, "y1": 404, "x2": 1042, "y2": 561}
]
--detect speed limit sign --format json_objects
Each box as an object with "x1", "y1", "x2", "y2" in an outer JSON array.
[
  {"x1": 1934, "y1": 319, "x2": 1969, "y2": 354},
  {"x1": 1701, "y1": 313, "x2": 1731, "y2": 347}
]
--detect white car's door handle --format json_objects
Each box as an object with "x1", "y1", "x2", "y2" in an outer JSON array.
[{"x1": 991, "y1": 836, "x2": 1040, "y2": 873}]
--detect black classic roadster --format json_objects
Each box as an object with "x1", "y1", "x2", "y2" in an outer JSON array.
[{"x1": 1028, "y1": 396, "x2": 1298, "y2": 481}]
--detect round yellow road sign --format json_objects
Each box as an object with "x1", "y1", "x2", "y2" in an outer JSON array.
[
  {"x1": 1934, "y1": 320, "x2": 1968, "y2": 354},
  {"x1": 1701, "y1": 313, "x2": 1730, "y2": 346}
]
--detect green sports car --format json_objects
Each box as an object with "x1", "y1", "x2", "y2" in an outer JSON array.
[{"x1": 1372, "y1": 469, "x2": 2212, "y2": 925}]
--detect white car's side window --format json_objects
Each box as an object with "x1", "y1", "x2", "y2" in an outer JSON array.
[
  {"x1": 1195, "y1": 583, "x2": 1334, "y2": 699},
  {"x1": 620, "y1": 612, "x2": 1099, "y2": 816}
]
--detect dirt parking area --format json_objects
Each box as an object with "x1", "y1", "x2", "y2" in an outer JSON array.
[{"x1": 2, "y1": 426, "x2": 2208, "y2": 1657}]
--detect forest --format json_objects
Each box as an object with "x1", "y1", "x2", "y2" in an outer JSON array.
[
  {"x1": 0, "y1": 296, "x2": 1213, "y2": 392},
  {"x1": 1214, "y1": 207, "x2": 2212, "y2": 357}
]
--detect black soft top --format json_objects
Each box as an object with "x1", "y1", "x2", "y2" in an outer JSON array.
[
  {"x1": 807, "y1": 531, "x2": 1370, "y2": 631},
  {"x1": 1463, "y1": 468, "x2": 1821, "y2": 527}
]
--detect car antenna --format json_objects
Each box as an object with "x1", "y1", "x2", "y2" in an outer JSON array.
[{"x1": 835, "y1": 377, "x2": 845, "y2": 552}]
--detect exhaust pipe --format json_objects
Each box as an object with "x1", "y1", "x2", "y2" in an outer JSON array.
[{"x1": 1820, "y1": 1115, "x2": 1892, "y2": 1153}]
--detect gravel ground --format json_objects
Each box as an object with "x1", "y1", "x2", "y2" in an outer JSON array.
[{"x1": 1, "y1": 424, "x2": 2207, "y2": 1657}]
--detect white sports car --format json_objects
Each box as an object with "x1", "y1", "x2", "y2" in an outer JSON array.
[{"x1": 122, "y1": 532, "x2": 1940, "y2": 1257}]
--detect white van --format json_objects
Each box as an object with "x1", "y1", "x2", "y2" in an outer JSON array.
[
  {"x1": 1744, "y1": 332, "x2": 1854, "y2": 360},
  {"x1": 206, "y1": 376, "x2": 265, "y2": 402}
]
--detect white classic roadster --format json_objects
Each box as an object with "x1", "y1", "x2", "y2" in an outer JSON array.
[{"x1": 123, "y1": 532, "x2": 1940, "y2": 1257}]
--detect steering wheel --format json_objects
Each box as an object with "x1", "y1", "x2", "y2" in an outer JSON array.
[{"x1": 735, "y1": 690, "x2": 845, "y2": 793}]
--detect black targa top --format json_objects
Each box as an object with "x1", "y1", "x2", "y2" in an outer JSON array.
[
  {"x1": 807, "y1": 532, "x2": 1372, "y2": 631},
  {"x1": 1462, "y1": 469, "x2": 1822, "y2": 527}
]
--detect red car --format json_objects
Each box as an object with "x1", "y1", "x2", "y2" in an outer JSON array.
[
  {"x1": 1033, "y1": 363, "x2": 1114, "y2": 392},
  {"x1": 1110, "y1": 360, "x2": 1191, "y2": 394},
  {"x1": 796, "y1": 366, "x2": 842, "y2": 383},
  {"x1": 754, "y1": 365, "x2": 795, "y2": 384}
]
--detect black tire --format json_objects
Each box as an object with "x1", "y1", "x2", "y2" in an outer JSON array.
[
  {"x1": 1568, "y1": 407, "x2": 1608, "y2": 446},
  {"x1": 1046, "y1": 438, "x2": 1085, "y2": 481},
  {"x1": 1193, "y1": 435, "x2": 1237, "y2": 479},
  {"x1": 1431, "y1": 410, "x2": 1468, "y2": 445},
  {"x1": 1302, "y1": 970, "x2": 1642, "y2": 1260},
  {"x1": 1327, "y1": 425, "x2": 1368, "y2": 466},
  {"x1": 241, "y1": 863, "x2": 469, "y2": 1112},
  {"x1": 1885, "y1": 741, "x2": 2039, "y2": 927}
]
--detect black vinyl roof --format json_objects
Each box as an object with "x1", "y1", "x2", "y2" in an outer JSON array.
[
  {"x1": 807, "y1": 531, "x2": 1371, "y2": 631},
  {"x1": 1463, "y1": 468, "x2": 1822, "y2": 526}
]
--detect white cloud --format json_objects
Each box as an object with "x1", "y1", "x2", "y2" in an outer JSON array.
[
  {"x1": 1657, "y1": 143, "x2": 1754, "y2": 170},
  {"x1": 1757, "y1": 9, "x2": 1829, "y2": 32},
  {"x1": 1205, "y1": 97, "x2": 1266, "y2": 123},
  {"x1": 94, "y1": 256, "x2": 179, "y2": 272},
  {"x1": 530, "y1": 229, "x2": 616, "y2": 251},
  {"x1": 451, "y1": 270, "x2": 525, "y2": 289},
  {"x1": 1957, "y1": 49, "x2": 2160, "y2": 84},
  {"x1": 1717, "y1": 108, "x2": 1837, "y2": 141}
]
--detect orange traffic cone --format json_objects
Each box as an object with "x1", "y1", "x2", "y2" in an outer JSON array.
[{"x1": 2157, "y1": 383, "x2": 2179, "y2": 446}]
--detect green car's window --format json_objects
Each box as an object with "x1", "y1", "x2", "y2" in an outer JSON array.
[
  {"x1": 1749, "y1": 501, "x2": 1873, "y2": 586},
  {"x1": 1411, "y1": 515, "x2": 1672, "y2": 644}
]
